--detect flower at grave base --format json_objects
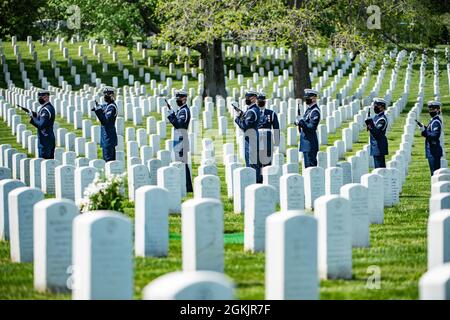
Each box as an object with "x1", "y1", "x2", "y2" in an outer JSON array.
[{"x1": 78, "y1": 172, "x2": 127, "y2": 213}]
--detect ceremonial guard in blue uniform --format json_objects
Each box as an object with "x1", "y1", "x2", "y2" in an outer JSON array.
[
  {"x1": 92, "y1": 87, "x2": 118, "y2": 162},
  {"x1": 167, "y1": 90, "x2": 193, "y2": 192},
  {"x1": 257, "y1": 92, "x2": 280, "y2": 167},
  {"x1": 29, "y1": 90, "x2": 56, "y2": 159},
  {"x1": 295, "y1": 89, "x2": 321, "y2": 168},
  {"x1": 235, "y1": 91, "x2": 262, "y2": 183},
  {"x1": 418, "y1": 101, "x2": 443, "y2": 175},
  {"x1": 365, "y1": 98, "x2": 389, "y2": 168}
]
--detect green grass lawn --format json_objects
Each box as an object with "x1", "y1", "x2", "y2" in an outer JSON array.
[{"x1": 0, "y1": 41, "x2": 449, "y2": 299}]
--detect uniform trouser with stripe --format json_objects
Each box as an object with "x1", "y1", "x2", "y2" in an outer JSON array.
[
  {"x1": 303, "y1": 151, "x2": 318, "y2": 168},
  {"x1": 259, "y1": 130, "x2": 273, "y2": 167},
  {"x1": 373, "y1": 155, "x2": 386, "y2": 168},
  {"x1": 39, "y1": 145, "x2": 55, "y2": 159},
  {"x1": 102, "y1": 146, "x2": 116, "y2": 162},
  {"x1": 177, "y1": 149, "x2": 193, "y2": 193},
  {"x1": 427, "y1": 156, "x2": 441, "y2": 176},
  {"x1": 245, "y1": 142, "x2": 262, "y2": 183},
  {"x1": 184, "y1": 164, "x2": 193, "y2": 193}
]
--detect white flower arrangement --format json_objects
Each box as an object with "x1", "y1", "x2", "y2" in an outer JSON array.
[{"x1": 78, "y1": 172, "x2": 127, "y2": 213}]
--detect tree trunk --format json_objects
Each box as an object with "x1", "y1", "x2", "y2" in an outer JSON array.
[
  {"x1": 288, "y1": 0, "x2": 311, "y2": 99},
  {"x1": 292, "y1": 41, "x2": 311, "y2": 99},
  {"x1": 198, "y1": 38, "x2": 227, "y2": 100}
]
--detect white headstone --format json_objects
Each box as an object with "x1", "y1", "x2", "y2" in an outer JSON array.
[
  {"x1": 194, "y1": 175, "x2": 221, "y2": 200},
  {"x1": 427, "y1": 210, "x2": 450, "y2": 270},
  {"x1": 182, "y1": 199, "x2": 224, "y2": 272},
  {"x1": 419, "y1": 263, "x2": 450, "y2": 300},
  {"x1": 262, "y1": 165, "x2": 281, "y2": 204},
  {"x1": 72, "y1": 211, "x2": 133, "y2": 300},
  {"x1": 0, "y1": 179, "x2": 25, "y2": 240},
  {"x1": 157, "y1": 166, "x2": 181, "y2": 213},
  {"x1": 34, "y1": 199, "x2": 79, "y2": 292},
  {"x1": 314, "y1": 195, "x2": 352, "y2": 279},
  {"x1": 265, "y1": 211, "x2": 318, "y2": 300},
  {"x1": 41, "y1": 159, "x2": 59, "y2": 195},
  {"x1": 373, "y1": 168, "x2": 393, "y2": 207},
  {"x1": 147, "y1": 158, "x2": 162, "y2": 185},
  {"x1": 244, "y1": 184, "x2": 276, "y2": 252},
  {"x1": 0, "y1": 167, "x2": 12, "y2": 180},
  {"x1": 128, "y1": 164, "x2": 150, "y2": 200},
  {"x1": 170, "y1": 161, "x2": 187, "y2": 197},
  {"x1": 74, "y1": 167, "x2": 98, "y2": 204},
  {"x1": 233, "y1": 167, "x2": 256, "y2": 213},
  {"x1": 337, "y1": 161, "x2": 352, "y2": 185},
  {"x1": 30, "y1": 158, "x2": 43, "y2": 189},
  {"x1": 325, "y1": 167, "x2": 343, "y2": 195},
  {"x1": 55, "y1": 165, "x2": 76, "y2": 201},
  {"x1": 430, "y1": 193, "x2": 450, "y2": 215},
  {"x1": 340, "y1": 183, "x2": 370, "y2": 247},
  {"x1": 135, "y1": 186, "x2": 169, "y2": 257},
  {"x1": 105, "y1": 160, "x2": 124, "y2": 176},
  {"x1": 432, "y1": 181, "x2": 450, "y2": 195},
  {"x1": 304, "y1": 167, "x2": 325, "y2": 210},
  {"x1": 279, "y1": 173, "x2": 304, "y2": 211},
  {"x1": 9, "y1": 187, "x2": 44, "y2": 262},
  {"x1": 143, "y1": 271, "x2": 235, "y2": 300},
  {"x1": 361, "y1": 173, "x2": 384, "y2": 224}
]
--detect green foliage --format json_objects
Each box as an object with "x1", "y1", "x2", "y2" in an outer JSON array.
[
  {"x1": 0, "y1": 0, "x2": 46, "y2": 39},
  {"x1": 44, "y1": 0, "x2": 160, "y2": 53},
  {"x1": 240, "y1": 0, "x2": 449, "y2": 56},
  {"x1": 79, "y1": 172, "x2": 128, "y2": 213},
  {"x1": 156, "y1": 0, "x2": 245, "y2": 48}
]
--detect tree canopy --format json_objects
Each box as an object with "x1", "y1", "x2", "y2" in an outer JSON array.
[{"x1": 1, "y1": 0, "x2": 449, "y2": 97}]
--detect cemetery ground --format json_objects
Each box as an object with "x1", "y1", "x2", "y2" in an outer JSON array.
[{"x1": 0, "y1": 41, "x2": 449, "y2": 300}]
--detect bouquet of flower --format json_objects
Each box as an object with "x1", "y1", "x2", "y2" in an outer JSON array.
[{"x1": 78, "y1": 172, "x2": 127, "y2": 213}]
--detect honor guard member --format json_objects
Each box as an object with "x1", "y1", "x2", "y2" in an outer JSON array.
[
  {"x1": 29, "y1": 90, "x2": 56, "y2": 159},
  {"x1": 92, "y1": 87, "x2": 118, "y2": 162},
  {"x1": 295, "y1": 89, "x2": 321, "y2": 168},
  {"x1": 418, "y1": 101, "x2": 443, "y2": 175},
  {"x1": 235, "y1": 90, "x2": 262, "y2": 183},
  {"x1": 257, "y1": 92, "x2": 280, "y2": 167},
  {"x1": 365, "y1": 98, "x2": 389, "y2": 168},
  {"x1": 167, "y1": 90, "x2": 193, "y2": 193}
]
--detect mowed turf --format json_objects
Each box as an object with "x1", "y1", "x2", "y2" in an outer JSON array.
[{"x1": 0, "y1": 41, "x2": 449, "y2": 299}]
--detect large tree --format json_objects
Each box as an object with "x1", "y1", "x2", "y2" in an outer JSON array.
[{"x1": 156, "y1": 0, "x2": 246, "y2": 99}]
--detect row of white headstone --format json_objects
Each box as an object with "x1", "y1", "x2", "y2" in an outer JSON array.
[
  {"x1": 0, "y1": 64, "x2": 419, "y2": 301},
  {"x1": 415, "y1": 52, "x2": 450, "y2": 300},
  {"x1": 419, "y1": 166, "x2": 450, "y2": 300},
  {"x1": 1, "y1": 37, "x2": 376, "y2": 169},
  {"x1": 215, "y1": 53, "x2": 427, "y2": 299},
  {"x1": 0, "y1": 183, "x2": 235, "y2": 299},
  {"x1": 0, "y1": 47, "x2": 372, "y2": 182},
  {"x1": 2, "y1": 41, "x2": 341, "y2": 120},
  {"x1": 0, "y1": 48, "x2": 421, "y2": 222},
  {"x1": 3, "y1": 37, "x2": 331, "y2": 102},
  {"x1": 432, "y1": 54, "x2": 446, "y2": 153}
]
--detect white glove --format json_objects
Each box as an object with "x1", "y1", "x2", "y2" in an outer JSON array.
[
  {"x1": 28, "y1": 110, "x2": 34, "y2": 117},
  {"x1": 420, "y1": 126, "x2": 426, "y2": 132},
  {"x1": 294, "y1": 116, "x2": 302, "y2": 126}
]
